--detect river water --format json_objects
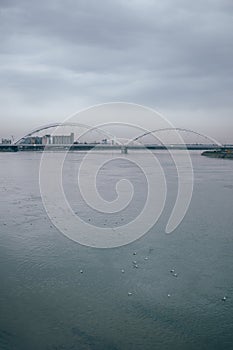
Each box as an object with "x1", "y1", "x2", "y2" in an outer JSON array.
[{"x1": 0, "y1": 151, "x2": 233, "y2": 350}]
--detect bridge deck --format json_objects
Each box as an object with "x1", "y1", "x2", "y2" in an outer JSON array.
[{"x1": 0, "y1": 144, "x2": 229, "y2": 152}]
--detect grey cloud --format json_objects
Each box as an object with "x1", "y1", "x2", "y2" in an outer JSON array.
[{"x1": 0, "y1": 0, "x2": 232, "y2": 141}]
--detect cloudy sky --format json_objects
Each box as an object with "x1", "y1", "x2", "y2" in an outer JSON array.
[{"x1": 0, "y1": 0, "x2": 232, "y2": 142}]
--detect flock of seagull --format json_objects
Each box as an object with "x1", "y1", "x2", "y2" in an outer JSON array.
[{"x1": 78, "y1": 250, "x2": 227, "y2": 302}]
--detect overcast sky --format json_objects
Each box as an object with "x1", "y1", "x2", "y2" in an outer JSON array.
[{"x1": 0, "y1": 0, "x2": 232, "y2": 142}]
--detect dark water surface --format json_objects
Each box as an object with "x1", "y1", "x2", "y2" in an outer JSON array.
[{"x1": 0, "y1": 151, "x2": 233, "y2": 350}]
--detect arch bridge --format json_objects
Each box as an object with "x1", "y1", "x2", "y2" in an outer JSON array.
[{"x1": 15, "y1": 124, "x2": 223, "y2": 151}]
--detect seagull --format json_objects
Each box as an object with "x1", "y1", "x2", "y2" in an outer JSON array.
[
  {"x1": 222, "y1": 296, "x2": 227, "y2": 301},
  {"x1": 128, "y1": 292, "x2": 133, "y2": 296}
]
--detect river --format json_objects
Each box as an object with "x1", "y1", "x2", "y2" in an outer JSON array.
[{"x1": 0, "y1": 151, "x2": 233, "y2": 350}]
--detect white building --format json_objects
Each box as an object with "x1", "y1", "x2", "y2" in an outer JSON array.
[
  {"x1": 42, "y1": 135, "x2": 52, "y2": 145},
  {"x1": 52, "y1": 133, "x2": 74, "y2": 145}
]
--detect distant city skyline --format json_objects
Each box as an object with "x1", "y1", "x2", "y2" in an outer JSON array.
[{"x1": 0, "y1": 0, "x2": 232, "y2": 143}]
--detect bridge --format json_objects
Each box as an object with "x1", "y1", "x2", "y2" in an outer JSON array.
[{"x1": 0, "y1": 123, "x2": 230, "y2": 152}]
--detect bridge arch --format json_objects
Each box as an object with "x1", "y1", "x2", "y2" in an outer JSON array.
[
  {"x1": 15, "y1": 122, "x2": 118, "y2": 145},
  {"x1": 132, "y1": 128, "x2": 222, "y2": 147}
]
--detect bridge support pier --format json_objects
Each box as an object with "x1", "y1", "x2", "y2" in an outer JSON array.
[{"x1": 121, "y1": 146, "x2": 128, "y2": 154}]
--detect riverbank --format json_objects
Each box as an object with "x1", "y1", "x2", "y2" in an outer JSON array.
[
  {"x1": 202, "y1": 149, "x2": 233, "y2": 159},
  {"x1": 0, "y1": 145, "x2": 18, "y2": 152}
]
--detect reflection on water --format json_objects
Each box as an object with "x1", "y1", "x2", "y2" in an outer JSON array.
[{"x1": 0, "y1": 151, "x2": 233, "y2": 350}]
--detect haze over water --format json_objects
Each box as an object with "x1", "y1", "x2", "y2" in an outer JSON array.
[{"x1": 0, "y1": 151, "x2": 233, "y2": 350}]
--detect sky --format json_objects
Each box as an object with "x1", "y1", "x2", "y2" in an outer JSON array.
[{"x1": 0, "y1": 0, "x2": 233, "y2": 143}]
